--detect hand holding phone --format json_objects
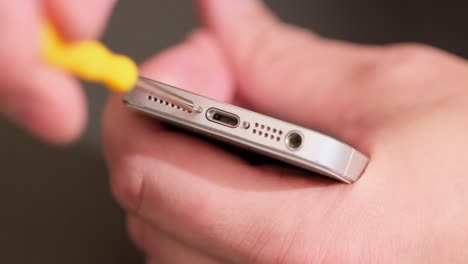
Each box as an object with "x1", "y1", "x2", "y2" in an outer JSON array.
[
  {"x1": 124, "y1": 77, "x2": 369, "y2": 183},
  {"x1": 103, "y1": 0, "x2": 468, "y2": 262}
]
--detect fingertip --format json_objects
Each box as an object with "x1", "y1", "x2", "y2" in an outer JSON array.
[
  {"x1": 3, "y1": 67, "x2": 87, "y2": 145},
  {"x1": 45, "y1": 0, "x2": 116, "y2": 40},
  {"x1": 0, "y1": 0, "x2": 39, "y2": 84},
  {"x1": 197, "y1": 0, "x2": 276, "y2": 43},
  {"x1": 140, "y1": 30, "x2": 235, "y2": 102}
]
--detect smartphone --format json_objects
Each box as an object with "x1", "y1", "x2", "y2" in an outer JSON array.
[{"x1": 123, "y1": 78, "x2": 368, "y2": 183}]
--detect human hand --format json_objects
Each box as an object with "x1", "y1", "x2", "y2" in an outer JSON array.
[
  {"x1": 0, "y1": 0, "x2": 116, "y2": 144},
  {"x1": 103, "y1": 0, "x2": 468, "y2": 263}
]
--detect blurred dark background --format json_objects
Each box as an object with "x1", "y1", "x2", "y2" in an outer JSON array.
[{"x1": 1, "y1": 1, "x2": 467, "y2": 263}]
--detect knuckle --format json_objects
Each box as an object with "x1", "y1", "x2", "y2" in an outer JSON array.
[
  {"x1": 359, "y1": 44, "x2": 441, "y2": 82},
  {"x1": 244, "y1": 24, "x2": 304, "y2": 84},
  {"x1": 347, "y1": 43, "x2": 449, "y2": 96},
  {"x1": 383, "y1": 43, "x2": 445, "y2": 68},
  {"x1": 244, "y1": 27, "x2": 280, "y2": 78},
  {"x1": 241, "y1": 23, "x2": 322, "y2": 106},
  {"x1": 377, "y1": 43, "x2": 448, "y2": 82}
]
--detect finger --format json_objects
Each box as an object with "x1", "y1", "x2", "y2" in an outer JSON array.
[
  {"x1": 2, "y1": 66, "x2": 86, "y2": 144},
  {"x1": 105, "y1": 105, "x2": 341, "y2": 263},
  {"x1": 0, "y1": 0, "x2": 39, "y2": 85},
  {"x1": 197, "y1": 0, "x2": 466, "y2": 150},
  {"x1": 105, "y1": 104, "x2": 331, "y2": 263},
  {"x1": 103, "y1": 30, "x2": 343, "y2": 262},
  {"x1": 138, "y1": 31, "x2": 234, "y2": 102},
  {"x1": 0, "y1": 0, "x2": 87, "y2": 143},
  {"x1": 45, "y1": 0, "x2": 116, "y2": 39},
  {"x1": 127, "y1": 215, "x2": 221, "y2": 264}
]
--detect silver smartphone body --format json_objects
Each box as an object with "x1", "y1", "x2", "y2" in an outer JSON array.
[{"x1": 123, "y1": 78, "x2": 368, "y2": 183}]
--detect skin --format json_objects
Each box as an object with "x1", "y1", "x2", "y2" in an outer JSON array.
[
  {"x1": 2, "y1": 0, "x2": 467, "y2": 263},
  {"x1": 0, "y1": 0, "x2": 116, "y2": 144},
  {"x1": 103, "y1": 0, "x2": 468, "y2": 263}
]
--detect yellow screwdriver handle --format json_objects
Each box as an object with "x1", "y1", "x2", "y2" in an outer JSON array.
[{"x1": 40, "y1": 23, "x2": 138, "y2": 92}]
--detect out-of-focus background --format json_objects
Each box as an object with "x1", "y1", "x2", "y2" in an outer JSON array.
[{"x1": 1, "y1": 1, "x2": 467, "y2": 263}]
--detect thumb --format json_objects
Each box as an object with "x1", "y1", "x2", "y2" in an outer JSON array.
[{"x1": 197, "y1": 0, "x2": 463, "y2": 151}]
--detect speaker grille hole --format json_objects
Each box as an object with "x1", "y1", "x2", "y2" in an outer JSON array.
[
  {"x1": 147, "y1": 95, "x2": 190, "y2": 113},
  {"x1": 250, "y1": 122, "x2": 284, "y2": 142}
]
